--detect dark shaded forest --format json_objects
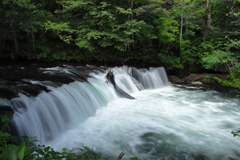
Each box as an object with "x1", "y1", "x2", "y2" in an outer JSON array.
[{"x1": 0, "y1": 0, "x2": 239, "y2": 74}]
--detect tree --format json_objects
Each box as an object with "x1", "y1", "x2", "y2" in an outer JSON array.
[
  {"x1": 0, "y1": 0, "x2": 51, "y2": 58},
  {"x1": 201, "y1": 0, "x2": 240, "y2": 75},
  {"x1": 171, "y1": 0, "x2": 205, "y2": 42},
  {"x1": 45, "y1": 0, "x2": 151, "y2": 61}
]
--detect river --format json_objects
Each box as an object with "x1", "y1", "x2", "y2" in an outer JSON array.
[{"x1": 0, "y1": 62, "x2": 240, "y2": 160}]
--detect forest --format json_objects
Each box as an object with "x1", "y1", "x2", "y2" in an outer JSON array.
[{"x1": 0, "y1": 0, "x2": 239, "y2": 70}]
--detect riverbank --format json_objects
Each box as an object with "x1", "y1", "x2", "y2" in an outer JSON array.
[
  {"x1": 168, "y1": 73, "x2": 240, "y2": 94},
  {"x1": 168, "y1": 73, "x2": 227, "y2": 84}
]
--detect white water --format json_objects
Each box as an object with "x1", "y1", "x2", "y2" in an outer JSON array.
[{"x1": 10, "y1": 66, "x2": 240, "y2": 160}]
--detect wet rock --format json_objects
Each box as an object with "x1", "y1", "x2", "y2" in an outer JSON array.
[
  {"x1": 106, "y1": 71, "x2": 135, "y2": 99},
  {"x1": 191, "y1": 81, "x2": 203, "y2": 85},
  {"x1": 106, "y1": 70, "x2": 115, "y2": 85},
  {"x1": 168, "y1": 76, "x2": 185, "y2": 84}
]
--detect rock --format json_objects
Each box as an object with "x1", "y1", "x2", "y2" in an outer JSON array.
[
  {"x1": 167, "y1": 64, "x2": 204, "y2": 78},
  {"x1": 115, "y1": 86, "x2": 135, "y2": 99},
  {"x1": 168, "y1": 73, "x2": 227, "y2": 84},
  {"x1": 168, "y1": 76, "x2": 185, "y2": 84},
  {"x1": 212, "y1": 64, "x2": 229, "y2": 73},
  {"x1": 191, "y1": 81, "x2": 203, "y2": 85},
  {"x1": 106, "y1": 70, "x2": 115, "y2": 85},
  {"x1": 106, "y1": 71, "x2": 135, "y2": 99}
]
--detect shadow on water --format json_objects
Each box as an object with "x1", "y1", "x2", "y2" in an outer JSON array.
[
  {"x1": 172, "y1": 83, "x2": 240, "y2": 99},
  {"x1": 136, "y1": 132, "x2": 240, "y2": 160}
]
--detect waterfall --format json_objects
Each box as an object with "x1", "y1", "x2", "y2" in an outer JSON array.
[{"x1": 10, "y1": 66, "x2": 169, "y2": 145}]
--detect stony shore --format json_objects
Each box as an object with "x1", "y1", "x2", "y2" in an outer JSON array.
[{"x1": 168, "y1": 73, "x2": 227, "y2": 84}]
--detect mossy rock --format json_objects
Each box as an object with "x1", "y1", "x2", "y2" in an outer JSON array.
[{"x1": 200, "y1": 77, "x2": 217, "y2": 84}]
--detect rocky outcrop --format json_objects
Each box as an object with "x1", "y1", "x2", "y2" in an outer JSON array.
[{"x1": 168, "y1": 73, "x2": 227, "y2": 84}]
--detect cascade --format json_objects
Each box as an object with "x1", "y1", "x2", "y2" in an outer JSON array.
[
  {"x1": 3, "y1": 64, "x2": 240, "y2": 160},
  {"x1": 10, "y1": 66, "x2": 169, "y2": 145}
]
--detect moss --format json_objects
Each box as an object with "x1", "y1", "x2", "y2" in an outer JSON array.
[
  {"x1": 200, "y1": 75, "x2": 240, "y2": 89},
  {"x1": 213, "y1": 77, "x2": 240, "y2": 89},
  {"x1": 200, "y1": 76, "x2": 217, "y2": 84}
]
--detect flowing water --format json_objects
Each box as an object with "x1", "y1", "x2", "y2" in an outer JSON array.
[{"x1": 1, "y1": 63, "x2": 240, "y2": 160}]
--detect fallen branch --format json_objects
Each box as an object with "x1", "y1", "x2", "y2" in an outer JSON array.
[{"x1": 117, "y1": 152, "x2": 125, "y2": 160}]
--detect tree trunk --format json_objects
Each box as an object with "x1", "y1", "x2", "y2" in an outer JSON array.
[
  {"x1": 13, "y1": 31, "x2": 19, "y2": 55},
  {"x1": 3, "y1": 39, "x2": 5, "y2": 51},
  {"x1": 180, "y1": 13, "x2": 183, "y2": 42},
  {"x1": 0, "y1": 37, "x2": 2, "y2": 51},
  {"x1": 32, "y1": 30, "x2": 36, "y2": 53},
  {"x1": 130, "y1": 0, "x2": 134, "y2": 46},
  {"x1": 41, "y1": 28, "x2": 45, "y2": 40},
  {"x1": 203, "y1": 0, "x2": 214, "y2": 41}
]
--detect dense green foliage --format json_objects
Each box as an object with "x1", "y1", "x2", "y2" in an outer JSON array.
[
  {"x1": 0, "y1": 132, "x2": 104, "y2": 160},
  {"x1": 201, "y1": 75, "x2": 240, "y2": 88},
  {"x1": 0, "y1": 0, "x2": 239, "y2": 77}
]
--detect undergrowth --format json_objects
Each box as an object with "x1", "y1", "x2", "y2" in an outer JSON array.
[
  {"x1": 0, "y1": 131, "x2": 99, "y2": 160},
  {"x1": 201, "y1": 75, "x2": 240, "y2": 89}
]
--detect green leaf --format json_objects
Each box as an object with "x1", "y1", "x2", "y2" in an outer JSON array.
[
  {"x1": 18, "y1": 142, "x2": 26, "y2": 160},
  {"x1": 10, "y1": 148, "x2": 18, "y2": 160},
  {"x1": 43, "y1": 146, "x2": 51, "y2": 152},
  {"x1": 82, "y1": 146, "x2": 90, "y2": 151},
  {"x1": 24, "y1": 147, "x2": 36, "y2": 158}
]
